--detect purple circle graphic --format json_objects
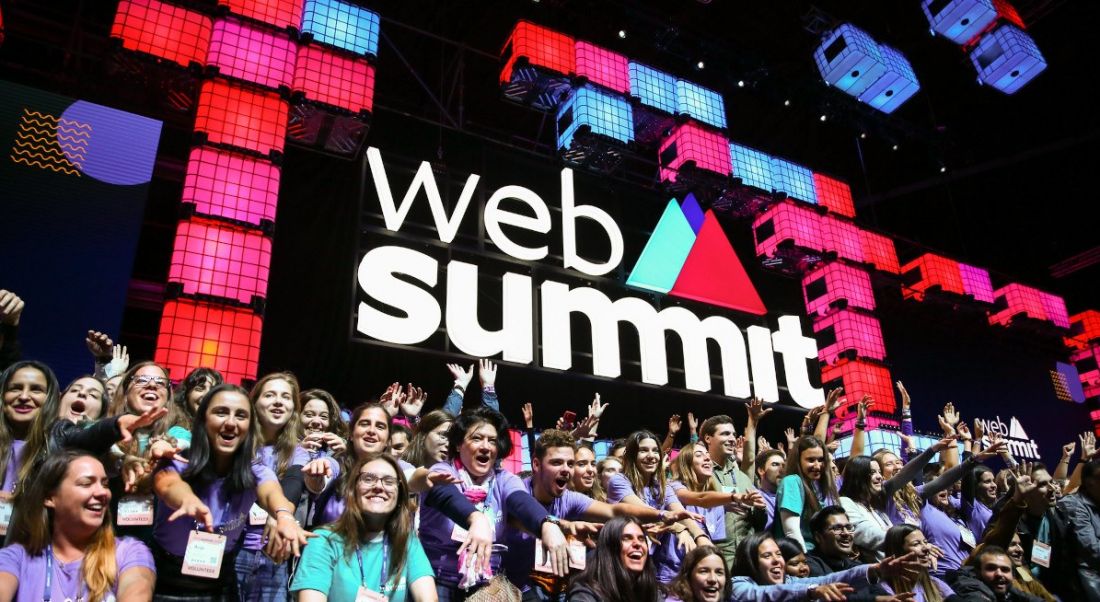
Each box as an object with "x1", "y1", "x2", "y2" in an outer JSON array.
[{"x1": 58, "y1": 101, "x2": 162, "y2": 185}]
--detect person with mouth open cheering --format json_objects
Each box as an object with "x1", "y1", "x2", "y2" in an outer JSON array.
[{"x1": 661, "y1": 545, "x2": 730, "y2": 602}]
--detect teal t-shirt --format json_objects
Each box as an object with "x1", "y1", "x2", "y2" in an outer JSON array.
[
  {"x1": 290, "y1": 529, "x2": 434, "y2": 602},
  {"x1": 167, "y1": 425, "x2": 192, "y2": 450},
  {"x1": 774, "y1": 474, "x2": 819, "y2": 550}
]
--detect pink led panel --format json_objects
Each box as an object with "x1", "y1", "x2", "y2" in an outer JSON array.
[
  {"x1": 112, "y1": 0, "x2": 212, "y2": 68},
  {"x1": 168, "y1": 218, "x2": 272, "y2": 304},
  {"x1": 182, "y1": 146, "x2": 280, "y2": 225},
  {"x1": 813, "y1": 173, "x2": 856, "y2": 218},
  {"x1": 219, "y1": 0, "x2": 304, "y2": 30},
  {"x1": 500, "y1": 21, "x2": 576, "y2": 83},
  {"x1": 195, "y1": 79, "x2": 288, "y2": 154},
  {"x1": 859, "y1": 229, "x2": 900, "y2": 274},
  {"x1": 814, "y1": 309, "x2": 887, "y2": 363},
  {"x1": 659, "y1": 121, "x2": 732, "y2": 183},
  {"x1": 802, "y1": 261, "x2": 876, "y2": 318},
  {"x1": 825, "y1": 218, "x2": 864, "y2": 264},
  {"x1": 294, "y1": 44, "x2": 375, "y2": 113},
  {"x1": 500, "y1": 429, "x2": 524, "y2": 474},
  {"x1": 959, "y1": 263, "x2": 995, "y2": 303},
  {"x1": 989, "y1": 283, "x2": 1049, "y2": 326},
  {"x1": 901, "y1": 253, "x2": 964, "y2": 300},
  {"x1": 821, "y1": 359, "x2": 896, "y2": 417},
  {"x1": 1073, "y1": 347, "x2": 1100, "y2": 399},
  {"x1": 155, "y1": 298, "x2": 262, "y2": 385},
  {"x1": 1067, "y1": 310, "x2": 1100, "y2": 349},
  {"x1": 1040, "y1": 292, "x2": 1070, "y2": 328},
  {"x1": 208, "y1": 19, "x2": 296, "y2": 89},
  {"x1": 575, "y1": 41, "x2": 630, "y2": 94},
  {"x1": 753, "y1": 201, "x2": 827, "y2": 258}
]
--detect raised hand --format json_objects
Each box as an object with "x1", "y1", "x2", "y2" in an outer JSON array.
[
  {"x1": 478, "y1": 359, "x2": 498, "y2": 388},
  {"x1": 747, "y1": 397, "x2": 773, "y2": 424},
  {"x1": 588, "y1": 393, "x2": 609, "y2": 420},
  {"x1": 1080, "y1": 431, "x2": 1096, "y2": 460},
  {"x1": 687, "y1": 412, "x2": 698, "y2": 436},
  {"x1": 399, "y1": 383, "x2": 427, "y2": 418},
  {"x1": 522, "y1": 402, "x2": 534, "y2": 429},
  {"x1": 785, "y1": 427, "x2": 797, "y2": 448},
  {"x1": 667, "y1": 414, "x2": 682, "y2": 436},
  {"x1": 105, "y1": 344, "x2": 130, "y2": 378},
  {"x1": 973, "y1": 419, "x2": 985, "y2": 443},
  {"x1": 757, "y1": 436, "x2": 772, "y2": 452},
  {"x1": 85, "y1": 330, "x2": 114, "y2": 359},
  {"x1": 872, "y1": 551, "x2": 923, "y2": 581},
  {"x1": 825, "y1": 387, "x2": 844, "y2": 414},
  {"x1": 896, "y1": 381, "x2": 911, "y2": 412},
  {"x1": 956, "y1": 423, "x2": 972, "y2": 443},
  {"x1": 1062, "y1": 441, "x2": 1076, "y2": 460},
  {"x1": 975, "y1": 438, "x2": 1008, "y2": 461},
  {"x1": 929, "y1": 436, "x2": 956, "y2": 454},
  {"x1": 572, "y1": 415, "x2": 599, "y2": 440},
  {"x1": 942, "y1": 403, "x2": 961, "y2": 429},
  {"x1": 378, "y1": 382, "x2": 402, "y2": 416},
  {"x1": 857, "y1": 396, "x2": 870, "y2": 421},
  {"x1": 0, "y1": 290, "x2": 25, "y2": 326},
  {"x1": 118, "y1": 407, "x2": 169, "y2": 444},
  {"x1": 447, "y1": 363, "x2": 475, "y2": 390}
]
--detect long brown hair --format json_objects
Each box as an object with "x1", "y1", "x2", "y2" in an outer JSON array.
[
  {"x1": 665, "y1": 545, "x2": 730, "y2": 602},
  {"x1": 249, "y1": 372, "x2": 302, "y2": 478},
  {"x1": 882, "y1": 525, "x2": 944, "y2": 602},
  {"x1": 18, "y1": 375, "x2": 106, "y2": 488},
  {"x1": 0, "y1": 361, "x2": 60, "y2": 491},
  {"x1": 331, "y1": 453, "x2": 414, "y2": 593},
  {"x1": 623, "y1": 430, "x2": 667, "y2": 507},
  {"x1": 785, "y1": 436, "x2": 838, "y2": 514},
  {"x1": 404, "y1": 409, "x2": 452, "y2": 469},
  {"x1": 300, "y1": 388, "x2": 348, "y2": 439},
  {"x1": 8, "y1": 451, "x2": 119, "y2": 602},
  {"x1": 872, "y1": 449, "x2": 923, "y2": 519},
  {"x1": 575, "y1": 443, "x2": 605, "y2": 501},
  {"x1": 673, "y1": 443, "x2": 719, "y2": 493},
  {"x1": 107, "y1": 361, "x2": 179, "y2": 452}
]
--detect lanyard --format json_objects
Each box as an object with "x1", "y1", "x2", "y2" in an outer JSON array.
[
  {"x1": 357, "y1": 536, "x2": 389, "y2": 594},
  {"x1": 44, "y1": 546, "x2": 85, "y2": 602},
  {"x1": 195, "y1": 492, "x2": 236, "y2": 535}
]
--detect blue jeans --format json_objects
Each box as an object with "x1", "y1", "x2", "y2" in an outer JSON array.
[{"x1": 234, "y1": 548, "x2": 289, "y2": 602}]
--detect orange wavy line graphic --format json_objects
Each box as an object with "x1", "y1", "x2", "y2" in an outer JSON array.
[
  {"x1": 11, "y1": 156, "x2": 81, "y2": 175},
  {"x1": 10, "y1": 108, "x2": 90, "y2": 176}
]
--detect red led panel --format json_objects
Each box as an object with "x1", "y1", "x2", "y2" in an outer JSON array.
[
  {"x1": 813, "y1": 173, "x2": 856, "y2": 218},
  {"x1": 959, "y1": 263, "x2": 995, "y2": 303},
  {"x1": 219, "y1": 0, "x2": 304, "y2": 30},
  {"x1": 802, "y1": 261, "x2": 876, "y2": 318},
  {"x1": 989, "y1": 283, "x2": 1048, "y2": 326},
  {"x1": 168, "y1": 218, "x2": 272, "y2": 304},
  {"x1": 294, "y1": 44, "x2": 375, "y2": 113},
  {"x1": 832, "y1": 414, "x2": 898, "y2": 436},
  {"x1": 814, "y1": 309, "x2": 886, "y2": 363},
  {"x1": 993, "y1": 0, "x2": 1026, "y2": 30},
  {"x1": 500, "y1": 429, "x2": 525, "y2": 474},
  {"x1": 500, "y1": 21, "x2": 576, "y2": 83},
  {"x1": 195, "y1": 79, "x2": 288, "y2": 154},
  {"x1": 859, "y1": 229, "x2": 901, "y2": 274},
  {"x1": 753, "y1": 201, "x2": 827, "y2": 258},
  {"x1": 1073, "y1": 347, "x2": 1100, "y2": 399},
  {"x1": 183, "y1": 146, "x2": 280, "y2": 225},
  {"x1": 658, "y1": 121, "x2": 732, "y2": 183},
  {"x1": 1067, "y1": 310, "x2": 1100, "y2": 349},
  {"x1": 208, "y1": 18, "x2": 296, "y2": 89},
  {"x1": 901, "y1": 253, "x2": 965, "y2": 300},
  {"x1": 821, "y1": 359, "x2": 896, "y2": 416},
  {"x1": 1039, "y1": 292, "x2": 1070, "y2": 328},
  {"x1": 155, "y1": 298, "x2": 262, "y2": 385},
  {"x1": 574, "y1": 41, "x2": 630, "y2": 94},
  {"x1": 825, "y1": 218, "x2": 864, "y2": 264},
  {"x1": 111, "y1": 0, "x2": 212, "y2": 68}
]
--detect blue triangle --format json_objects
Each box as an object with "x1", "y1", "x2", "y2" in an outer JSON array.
[
  {"x1": 627, "y1": 199, "x2": 697, "y2": 294},
  {"x1": 682, "y1": 193, "x2": 705, "y2": 234}
]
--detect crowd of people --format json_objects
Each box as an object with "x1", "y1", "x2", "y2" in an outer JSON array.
[{"x1": 0, "y1": 290, "x2": 1098, "y2": 602}]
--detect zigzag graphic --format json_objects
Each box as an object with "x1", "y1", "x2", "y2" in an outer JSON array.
[
  {"x1": 57, "y1": 118, "x2": 93, "y2": 132},
  {"x1": 12, "y1": 135, "x2": 84, "y2": 165},
  {"x1": 10, "y1": 148, "x2": 82, "y2": 166},
  {"x1": 10, "y1": 108, "x2": 87, "y2": 176},
  {"x1": 10, "y1": 156, "x2": 81, "y2": 175}
]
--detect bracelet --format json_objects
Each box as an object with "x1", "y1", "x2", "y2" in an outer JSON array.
[
  {"x1": 275, "y1": 508, "x2": 296, "y2": 518},
  {"x1": 855, "y1": 421, "x2": 867, "y2": 430},
  {"x1": 694, "y1": 534, "x2": 709, "y2": 543},
  {"x1": 452, "y1": 383, "x2": 466, "y2": 393},
  {"x1": 482, "y1": 385, "x2": 495, "y2": 394}
]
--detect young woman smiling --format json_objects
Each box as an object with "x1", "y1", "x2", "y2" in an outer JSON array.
[
  {"x1": 167, "y1": 368, "x2": 224, "y2": 451},
  {"x1": 0, "y1": 451, "x2": 156, "y2": 602},
  {"x1": 150, "y1": 384, "x2": 312, "y2": 600},
  {"x1": 570, "y1": 443, "x2": 604, "y2": 502},
  {"x1": 299, "y1": 389, "x2": 348, "y2": 456},
  {"x1": 662, "y1": 545, "x2": 730, "y2": 602},
  {"x1": 565, "y1": 517, "x2": 659, "y2": 602},
  {"x1": 774, "y1": 436, "x2": 839, "y2": 552},
  {"x1": 0, "y1": 360, "x2": 57, "y2": 495},
  {"x1": 291, "y1": 453, "x2": 437, "y2": 602}
]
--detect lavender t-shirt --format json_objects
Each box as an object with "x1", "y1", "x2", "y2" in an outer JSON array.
[
  {"x1": 607, "y1": 473, "x2": 682, "y2": 583},
  {"x1": 963, "y1": 498, "x2": 993, "y2": 539},
  {"x1": 241, "y1": 445, "x2": 313, "y2": 550},
  {"x1": 153, "y1": 458, "x2": 277, "y2": 557},
  {"x1": 503, "y1": 477, "x2": 594, "y2": 592},
  {"x1": 418, "y1": 462, "x2": 525, "y2": 586},
  {"x1": 665, "y1": 480, "x2": 727, "y2": 583},
  {"x1": 0, "y1": 537, "x2": 154, "y2": 602},
  {"x1": 2, "y1": 440, "x2": 24, "y2": 493},
  {"x1": 920, "y1": 498, "x2": 971, "y2": 576}
]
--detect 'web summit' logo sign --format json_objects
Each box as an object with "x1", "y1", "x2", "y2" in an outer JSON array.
[{"x1": 627, "y1": 193, "x2": 766, "y2": 316}]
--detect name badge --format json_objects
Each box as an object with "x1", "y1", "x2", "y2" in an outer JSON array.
[
  {"x1": 451, "y1": 508, "x2": 495, "y2": 543},
  {"x1": 182, "y1": 530, "x2": 228, "y2": 578},
  {"x1": 117, "y1": 495, "x2": 155, "y2": 526},
  {"x1": 534, "y1": 539, "x2": 587, "y2": 573},
  {"x1": 1031, "y1": 541, "x2": 1052, "y2": 568},
  {"x1": 958, "y1": 524, "x2": 976, "y2": 548},
  {"x1": 720, "y1": 485, "x2": 735, "y2": 494},
  {"x1": 355, "y1": 587, "x2": 388, "y2": 602},
  {"x1": 0, "y1": 499, "x2": 13, "y2": 536},
  {"x1": 249, "y1": 503, "x2": 269, "y2": 526}
]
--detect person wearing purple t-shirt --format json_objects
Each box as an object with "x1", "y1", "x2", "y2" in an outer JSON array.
[
  {"x1": 754, "y1": 449, "x2": 785, "y2": 531},
  {"x1": 960, "y1": 463, "x2": 999, "y2": 539},
  {"x1": 0, "y1": 361, "x2": 57, "y2": 498},
  {"x1": 151, "y1": 384, "x2": 312, "y2": 600},
  {"x1": 0, "y1": 451, "x2": 156, "y2": 602}
]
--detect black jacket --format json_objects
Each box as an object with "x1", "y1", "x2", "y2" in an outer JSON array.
[
  {"x1": 945, "y1": 566, "x2": 1043, "y2": 602},
  {"x1": 1055, "y1": 492, "x2": 1100, "y2": 601},
  {"x1": 804, "y1": 550, "x2": 878, "y2": 602}
]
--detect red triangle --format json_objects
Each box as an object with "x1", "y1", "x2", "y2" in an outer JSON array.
[{"x1": 670, "y1": 211, "x2": 767, "y2": 315}]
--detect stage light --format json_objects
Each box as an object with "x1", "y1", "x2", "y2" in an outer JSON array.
[
  {"x1": 901, "y1": 253, "x2": 966, "y2": 300},
  {"x1": 294, "y1": 44, "x2": 376, "y2": 113},
  {"x1": 675, "y1": 79, "x2": 727, "y2": 130},
  {"x1": 892, "y1": 144, "x2": 899, "y2": 150},
  {"x1": 784, "y1": 99, "x2": 791, "y2": 106},
  {"x1": 921, "y1": 0, "x2": 1024, "y2": 45},
  {"x1": 970, "y1": 23, "x2": 1046, "y2": 94},
  {"x1": 802, "y1": 261, "x2": 876, "y2": 318},
  {"x1": 819, "y1": 114, "x2": 828, "y2": 122},
  {"x1": 1040, "y1": 292, "x2": 1071, "y2": 328},
  {"x1": 814, "y1": 309, "x2": 887, "y2": 363},
  {"x1": 208, "y1": 18, "x2": 297, "y2": 90},
  {"x1": 575, "y1": 41, "x2": 630, "y2": 95},
  {"x1": 182, "y1": 146, "x2": 280, "y2": 225},
  {"x1": 658, "y1": 121, "x2": 731, "y2": 183},
  {"x1": 696, "y1": 60, "x2": 705, "y2": 70},
  {"x1": 737, "y1": 80, "x2": 745, "y2": 88},
  {"x1": 111, "y1": 0, "x2": 212, "y2": 68},
  {"x1": 860, "y1": 132, "x2": 867, "y2": 139},
  {"x1": 168, "y1": 218, "x2": 272, "y2": 304},
  {"x1": 813, "y1": 24, "x2": 887, "y2": 96},
  {"x1": 989, "y1": 283, "x2": 1066, "y2": 328},
  {"x1": 155, "y1": 298, "x2": 262, "y2": 385},
  {"x1": 556, "y1": 85, "x2": 634, "y2": 149},
  {"x1": 618, "y1": 30, "x2": 627, "y2": 39},
  {"x1": 959, "y1": 263, "x2": 995, "y2": 302},
  {"x1": 628, "y1": 62, "x2": 677, "y2": 114},
  {"x1": 194, "y1": 79, "x2": 289, "y2": 155},
  {"x1": 813, "y1": 172, "x2": 855, "y2": 218},
  {"x1": 728, "y1": 142, "x2": 774, "y2": 192},
  {"x1": 771, "y1": 157, "x2": 818, "y2": 205},
  {"x1": 301, "y1": 0, "x2": 381, "y2": 57},
  {"x1": 940, "y1": 165, "x2": 947, "y2": 173},
  {"x1": 221, "y1": 0, "x2": 304, "y2": 30}
]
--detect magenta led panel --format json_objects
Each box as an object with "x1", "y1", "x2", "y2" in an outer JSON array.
[
  {"x1": 753, "y1": 201, "x2": 828, "y2": 258},
  {"x1": 194, "y1": 79, "x2": 289, "y2": 154},
  {"x1": 220, "y1": 0, "x2": 304, "y2": 29},
  {"x1": 825, "y1": 218, "x2": 864, "y2": 264},
  {"x1": 658, "y1": 121, "x2": 731, "y2": 183},
  {"x1": 574, "y1": 41, "x2": 630, "y2": 94},
  {"x1": 1073, "y1": 346, "x2": 1100, "y2": 399},
  {"x1": 859, "y1": 229, "x2": 900, "y2": 274},
  {"x1": 182, "y1": 146, "x2": 280, "y2": 225},
  {"x1": 1040, "y1": 292, "x2": 1071, "y2": 328},
  {"x1": 959, "y1": 263, "x2": 995, "y2": 303},
  {"x1": 814, "y1": 309, "x2": 887, "y2": 363},
  {"x1": 208, "y1": 18, "x2": 297, "y2": 89},
  {"x1": 168, "y1": 218, "x2": 273, "y2": 304},
  {"x1": 802, "y1": 261, "x2": 876, "y2": 318},
  {"x1": 294, "y1": 44, "x2": 376, "y2": 113},
  {"x1": 1068, "y1": 310, "x2": 1100, "y2": 349},
  {"x1": 821, "y1": 359, "x2": 896, "y2": 416},
  {"x1": 989, "y1": 282, "x2": 1050, "y2": 326}
]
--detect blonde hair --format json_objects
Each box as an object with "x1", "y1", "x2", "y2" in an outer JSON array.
[
  {"x1": 673, "y1": 443, "x2": 720, "y2": 493},
  {"x1": 249, "y1": 372, "x2": 303, "y2": 478}
]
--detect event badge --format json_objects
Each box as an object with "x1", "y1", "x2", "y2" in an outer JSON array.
[
  {"x1": 355, "y1": 587, "x2": 388, "y2": 602},
  {"x1": 958, "y1": 524, "x2": 976, "y2": 548},
  {"x1": 249, "y1": 503, "x2": 269, "y2": 526},
  {"x1": 720, "y1": 485, "x2": 734, "y2": 494},
  {"x1": 1031, "y1": 541, "x2": 1052, "y2": 568},
  {"x1": 0, "y1": 499, "x2": 12, "y2": 536},
  {"x1": 182, "y1": 530, "x2": 228, "y2": 578},
  {"x1": 117, "y1": 495, "x2": 154, "y2": 526},
  {"x1": 534, "y1": 539, "x2": 586, "y2": 573}
]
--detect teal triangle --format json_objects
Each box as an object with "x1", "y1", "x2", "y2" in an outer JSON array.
[{"x1": 627, "y1": 199, "x2": 697, "y2": 293}]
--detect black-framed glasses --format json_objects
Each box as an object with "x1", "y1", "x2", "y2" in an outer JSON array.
[
  {"x1": 358, "y1": 473, "x2": 398, "y2": 490},
  {"x1": 826, "y1": 524, "x2": 856, "y2": 534},
  {"x1": 131, "y1": 375, "x2": 169, "y2": 389}
]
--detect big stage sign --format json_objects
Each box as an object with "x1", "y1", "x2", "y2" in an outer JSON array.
[{"x1": 354, "y1": 147, "x2": 826, "y2": 409}]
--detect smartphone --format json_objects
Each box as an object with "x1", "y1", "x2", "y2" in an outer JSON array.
[{"x1": 561, "y1": 410, "x2": 577, "y2": 428}]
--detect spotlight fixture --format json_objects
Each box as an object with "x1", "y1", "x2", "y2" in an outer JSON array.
[
  {"x1": 860, "y1": 132, "x2": 867, "y2": 139},
  {"x1": 783, "y1": 99, "x2": 791, "y2": 106},
  {"x1": 618, "y1": 30, "x2": 627, "y2": 39},
  {"x1": 696, "y1": 60, "x2": 705, "y2": 70},
  {"x1": 939, "y1": 165, "x2": 947, "y2": 173},
  {"x1": 737, "y1": 80, "x2": 745, "y2": 88},
  {"x1": 892, "y1": 144, "x2": 899, "y2": 151},
  {"x1": 819, "y1": 114, "x2": 827, "y2": 122}
]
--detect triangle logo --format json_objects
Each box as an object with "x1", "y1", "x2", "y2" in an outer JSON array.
[
  {"x1": 1009, "y1": 417, "x2": 1028, "y2": 440},
  {"x1": 628, "y1": 198, "x2": 767, "y2": 315}
]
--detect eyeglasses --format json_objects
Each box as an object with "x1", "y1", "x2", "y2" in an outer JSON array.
[
  {"x1": 131, "y1": 375, "x2": 169, "y2": 389},
  {"x1": 358, "y1": 473, "x2": 398, "y2": 490},
  {"x1": 825, "y1": 524, "x2": 856, "y2": 534}
]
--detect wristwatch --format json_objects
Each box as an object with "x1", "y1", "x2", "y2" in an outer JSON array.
[{"x1": 542, "y1": 514, "x2": 561, "y2": 527}]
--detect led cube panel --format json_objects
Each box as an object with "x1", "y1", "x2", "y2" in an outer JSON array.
[
  {"x1": 658, "y1": 121, "x2": 731, "y2": 183},
  {"x1": 1068, "y1": 310, "x2": 1100, "y2": 349},
  {"x1": 821, "y1": 359, "x2": 896, "y2": 416},
  {"x1": 557, "y1": 85, "x2": 633, "y2": 149},
  {"x1": 674, "y1": 79, "x2": 727, "y2": 130},
  {"x1": 729, "y1": 143, "x2": 774, "y2": 192},
  {"x1": 813, "y1": 173, "x2": 855, "y2": 218},
  {"x1": 989, "y1": 283, "x2": 1055, "y2": 326},
  {"x1": 813, "y1": 24, "x2": 887, "y2": 96},
  {"x1": 575, "y1": 41, "x2": 630, "y2": 94},
  {"x1": 1051, "y1": 362, "x2": 1086, "y2": 403},
  {"x1": 814, "y1": 310, "x2": 887, "y2": 363},
  {"x1": 294, "y1": 44, "x2": 375, "y2": 113},
  {"x1": 112, "y1": 0, "x2": 212, "y2": 68},
  {"x1": 220, "y1": 0, "x2": 304, "y2": 30},
  {"x1": 753, "y1": 202, "x2": 828, "y2": 258},
  {"x1": 155, "y1": 298, "x2": 262, "y2": 385},
  {"x1": 195, "y1": 79, "x2": 288, "y2": 154},
  {"x1": 1073, "y1": 347, "x2": 1100, "y2": 399},
  {"x1": 859, "y1": 230, "x2": 901, "y2": 273},
  {"x1": 628, "y1": 62, "x2": 677, "y2": 114},
  {"x1": 500, "y1": 21, "x2": 575, "y2": 83},
  {"x1": 301, "y1": 0, "x2": 381, "y2": 57},
  {"x1": 970, "y1": 24, "x2": 1046, "y2": 95},
  {"x1": 959, "y1": 263, "x2": 995, "y2": 302},
  {"x1": 168, "y1": 219, "x2": 272, "y2": 304},
  {"x1": 771, "y1": 158, "x2": 818, "y2": 204},
  {"x1": 901, "y1": 253, "x2": 965, "y2": 300},
  {"x1": 921, "y1": 0, "x2": 998, "y2": 45},
  {"x1": 857, "y1": 44, "x2": 920, "y2": 114},
  {"x1": 802, "y1": 261, "x2": 876, "y2": 317},
  {"x1": 1040, "y1": 291, "x2": 1070, "y2": 328},
  {"x1": 208, "y1": 19, "x2": 297, "y2": 89},
  {"x1": 183, "y1": 146, "x2": 280, "y2": 226},
  {"x1": 500, "y1": 429, "x2": 525, "y2": 474},
  {"x1": 826, "y1": 218, "x2": 864, "y2": 263}
]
